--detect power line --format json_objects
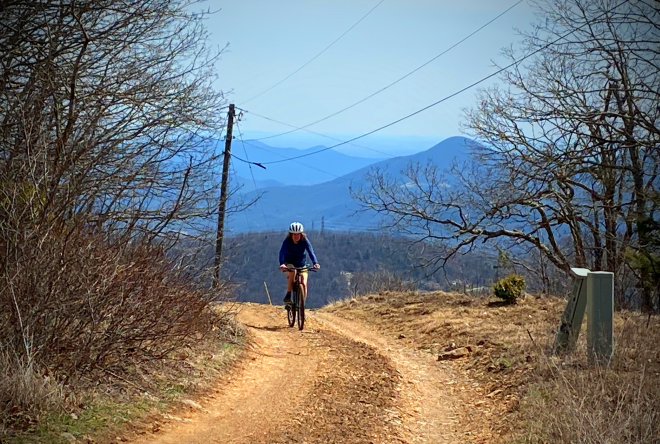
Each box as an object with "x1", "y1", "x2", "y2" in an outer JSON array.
[
  {"x1": 238, "y1": 109, "x2": 395, "y2": 158},
  {"x1": 235, "y1": 120, "x2": 270, "y2": 228},
  {"x1": 252, "y1": 0, "x2": 524, "y2": 142},
  {"x1": 232, "y1": 129, "x2": 372, "y2": 232},
  {"x1": 239, "y1": 0, "x2": 385, "y2": 105},
  {"x1": 230, "y1": 131, "x2": 365, "y2": 180},
  {"x1": 219, "y1": 123, "x2": 252, "y2": 231},
  {"x1": 235, "y1": 121, "x2": 262, "y2": 192},
  {"x1": 229, "y1": 160, "x2": 253, "y2": 231},
  {"x1": 239, "y1": 138, "x2": 344, "y2": 180},
  {"x1": 229, "y1": 152, "x2": 266, "y2": 169},
  {"x1": 250, "y1": 0, "x2": 631, "y2": 166}
]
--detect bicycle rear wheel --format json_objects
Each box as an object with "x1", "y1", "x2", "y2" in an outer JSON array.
[{"x1": 297, "y1": 284, "x2": 305, "y2": 331}]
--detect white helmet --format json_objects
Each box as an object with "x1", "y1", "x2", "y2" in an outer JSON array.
[{"x1": 289, "y1": 222, "x2": 304, "y2": 233}]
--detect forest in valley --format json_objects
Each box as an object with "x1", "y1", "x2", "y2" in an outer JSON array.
[{"x1": 221, "y1": 229, "x2": 563, "y2": 308}]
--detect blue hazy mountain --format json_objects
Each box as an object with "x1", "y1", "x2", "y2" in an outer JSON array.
[
  {"x1": 232, "y1": 176, "x2": 285, "y2": 193},
  {"x1": 231, "y1": 140, "x2": 384, "y2": 186},
  {"x1": 227, "y1": 136, "x2": 473, "y2": 233}
]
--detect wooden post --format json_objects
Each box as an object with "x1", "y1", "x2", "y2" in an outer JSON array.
[
  {"x1": 264, "y1": 281, "x2": 272, "y2": 305},
  {"x1": 213, "y1": 104, "x2": 234, "y2": 288}
]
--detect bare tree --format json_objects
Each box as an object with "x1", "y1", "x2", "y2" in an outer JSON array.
[
  {"x1": 0, "y1": 0, "x2": 245, "y2": 393},
  {"x1": 354, "y1": 0, "x2": 660, "y2": 309},
  {"x1": 1, "y1": 0, "x2": 232, "y2": 245}
]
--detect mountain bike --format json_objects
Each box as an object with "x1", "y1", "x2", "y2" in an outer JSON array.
[{"x1": 284, "y1": 265, "x2": 317, "y2": 331}]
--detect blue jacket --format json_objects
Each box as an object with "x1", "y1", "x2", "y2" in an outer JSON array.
[{"x1": 279, "y1": 237, "x2": 318, "y2": 267}]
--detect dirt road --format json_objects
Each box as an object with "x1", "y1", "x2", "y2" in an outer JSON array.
[{"x1": 131, "y1": 303, "x2": 466, "y2": 444}]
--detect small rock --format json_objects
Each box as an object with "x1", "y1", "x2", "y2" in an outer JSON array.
[
  {"x1": 438, "y1": 347, "x2": 470, "y2": 361},
  {"x1": 441, "y1": 342, "x2": 457, "y2": 352},
  {"x1": 60, "y1": 432, "x2": 76, "y2": 443},
  {"x1": 182, "y1": 399, "x2": 203, "y2": 410},
  {"x1": 397, "y1": 334, "x2": 406, "y2": 339}
]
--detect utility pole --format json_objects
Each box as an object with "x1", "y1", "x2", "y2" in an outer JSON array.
[{"x1": 214, "y1": 104, "x2": 234, "y2": 288}]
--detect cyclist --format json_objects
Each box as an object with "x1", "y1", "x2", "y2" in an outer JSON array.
[{"x1": 279, "y1": 222, "x2": 320, "y2": 305}]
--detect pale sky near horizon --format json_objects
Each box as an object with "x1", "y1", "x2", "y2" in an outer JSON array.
[{"x1": 202, "y1": 0, "x2": 538, "y2": 156}]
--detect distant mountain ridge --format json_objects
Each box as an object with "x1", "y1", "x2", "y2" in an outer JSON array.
[
  {"x1": 232, "y1": 176, "x2": 284, "y2": 193},
  {"x1": 227, "y1": 136, "x2": 474, "y2": 233},
  {"x1": 231, "y1": 140, "x2": 384, "y2": 186}
]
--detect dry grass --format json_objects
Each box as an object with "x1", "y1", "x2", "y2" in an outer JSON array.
[
  {"x1": 324, "y1": 291, "x2": 660, "y2": 443},
  {"x1": 1, "y1": 319, "x2": 245, "y2": 444},
  {"x1": 0, "y1": 351, "x2": 66, "y2": 435},
  {"x1": 0, "y1": 227, "x2": 246, "y2": 442},
  {"x1": 518, "y1": 312, "x2": 660, "y2": 444}
]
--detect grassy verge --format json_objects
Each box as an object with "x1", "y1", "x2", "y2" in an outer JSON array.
[
  {"x1": 324, "y1": 291, "x2": 660, "y2": 443},
  {"x1": 2, "y1": 309, "x2": 246, "y2": 444},
  {"x1": 514, "y1": 310, "x2": 660, "y2": 444}
]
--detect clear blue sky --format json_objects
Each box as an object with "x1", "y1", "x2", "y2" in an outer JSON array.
[{"x1": 203, "y1": 0, "x2": 537, "y2": 156}]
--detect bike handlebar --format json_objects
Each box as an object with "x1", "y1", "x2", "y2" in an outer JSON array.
[{"x1": 282, "y1": 265, "x2": 318, "y2": 272}]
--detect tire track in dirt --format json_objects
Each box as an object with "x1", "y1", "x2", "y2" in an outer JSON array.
[
  {"x1": 130, "y1": 303, "x2": 321, "y2": 444},
  {"x1": 258, "y1": 327, "x2": 405, "y2": 444},
  {"x1": 130, "y1": 303, "x2": 461, "y2": 444},
  {"x1": 314, "y1": 312, "x2": 461, "y2": 443}
]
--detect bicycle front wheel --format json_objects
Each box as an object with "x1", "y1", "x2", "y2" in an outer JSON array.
[
  {"x1": 286, "y1": 304, "x2": 295, "y2": 327},
  {"x1": 297, "y1": 284, "x2": 305, "y2": 331},
  {"x1": 288, "y1": 288, "x2": 299, "y2": 327}
]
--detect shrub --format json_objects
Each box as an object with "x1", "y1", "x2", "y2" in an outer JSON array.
[
  {"x1": 493, "y1": 274, "x2": 525, "y2": 304},
  {"x1": 0, "y1": 228, "x2": 222, "y2": 381}
]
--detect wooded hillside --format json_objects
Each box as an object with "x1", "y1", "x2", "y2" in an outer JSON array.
[{"x1": 222, "y1": 230, "x2": 499, "y2": 308}]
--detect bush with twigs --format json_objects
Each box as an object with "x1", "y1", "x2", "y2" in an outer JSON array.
[
  {"x1": 0, "y1": 0, "x2": 245, "y2": 436},
  {"x1": 0, "y1": 227, "x2": 236, "y2": 431}
]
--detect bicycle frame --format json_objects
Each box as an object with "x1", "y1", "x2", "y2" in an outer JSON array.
[{"x1": 283, "y1": 265, "x2": 316, "y2": 330}]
